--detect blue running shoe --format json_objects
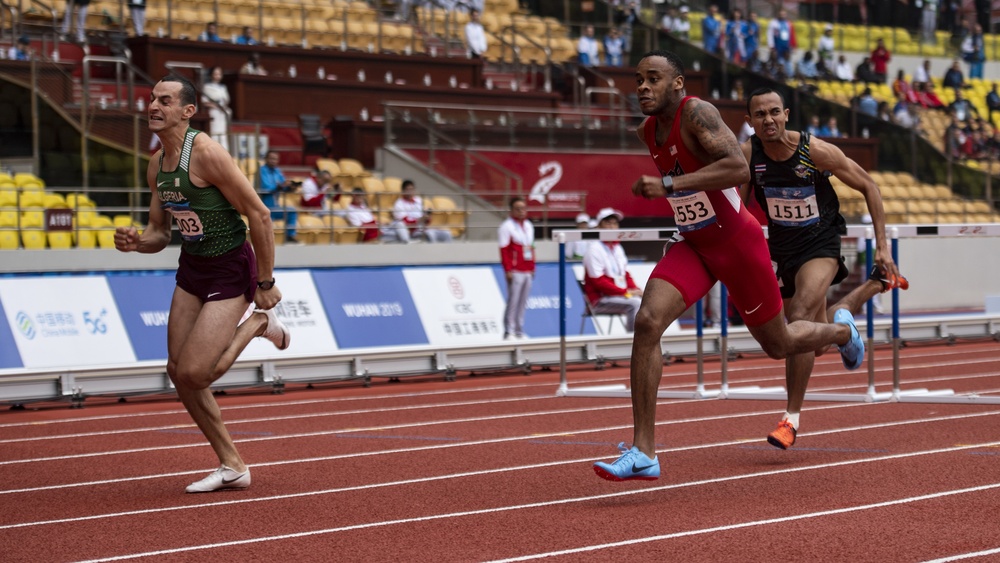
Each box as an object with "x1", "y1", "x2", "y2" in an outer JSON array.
[
  {"x1": 593, "y1": 442, "x2": 660, "y2": 481},
  {"x1": 834, "y1": 308, "x2": 864, "y2": 370}
]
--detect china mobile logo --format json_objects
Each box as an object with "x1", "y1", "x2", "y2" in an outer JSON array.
[{"x1": 15, "y1": 311, "x2": 35, "y2": 339}]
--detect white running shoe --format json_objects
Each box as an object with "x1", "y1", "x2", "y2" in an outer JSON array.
[
  {"x1": 259, "y1": 308, "x2": 290, "y2": 350},
  {"x1": 185, "y1": 465, "x2": 251, "y2": 493}
]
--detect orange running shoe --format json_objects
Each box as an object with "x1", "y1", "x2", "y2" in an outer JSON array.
[
  {"x1": 868, "y1": 265, "x2": 910, "y2": 293},
  {"x1": 767, "y1": 419, "x2": 797, "y2": 450}
]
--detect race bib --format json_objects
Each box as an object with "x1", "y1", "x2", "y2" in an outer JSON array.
[
  {"x1": 762, "y1": 186, "x2": 820, "y2": 227},
  {"x1": 667, "y1": 190, "x2": 717, "y2": 232},
  {"x1": 522, "y1": 246, "x2": 534, "y2": 261},
  {"x1": 162, "y1": 202, "x2": 205, "y2": 241}
]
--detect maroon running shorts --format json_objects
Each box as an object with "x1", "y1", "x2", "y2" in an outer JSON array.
[{"x1": 176, "y1": 241, "x2": 257, "y2": 303}]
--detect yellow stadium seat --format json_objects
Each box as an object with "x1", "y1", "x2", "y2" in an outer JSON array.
[
  {"x1": 0, "y1": 189, "x2": 16, "y2": 207},
  {"x1": 76, "y1": 229, "x2": 97, "y2": 249},
  {"x1": 0, "y1": 229, "x2": 18, "y2": 249},
  {"x1": 47, "y1": 231, "x2": 74, "y2": 249},
  {"x1": 19, "y1": 190, "x2": 44, "y2": 209},
  {"x1": 297, "y1": 213, "x2": 331, "y2": 245},
  {"x1": 14, "y1": 173, "x2": 44, "y2": 189},
  {"x1": 21, "y1": 230, "x2": 46, "y2": 249}
]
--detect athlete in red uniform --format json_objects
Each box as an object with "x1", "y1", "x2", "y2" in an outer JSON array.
[{"x1": 593, "y1": 50, "x2": 866, "y2": 482}]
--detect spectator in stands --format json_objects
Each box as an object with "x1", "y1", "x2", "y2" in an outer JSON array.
[
  {"x1": 571, "y1": 213, "x2": 592, "y2": 259},
  {"x1": 818, "y1": 116, "x2": 843, "y2": 137},
  {"x1": 949, "y1": 88, "x2": 979, "y2": 122},
  {"x1": 672, "y1": 5, "x2": 691, "y2": 41},
  {"x1": 236, "y1": 26, "x2": 259, "y2": 46},
  {"x1": 942, "y1": 59, "x2": 966, "y2": 89},
  {"x1": 582, "y1": 208, "x2": 643, "y2": 332},
  {"x1": 388, "y1": 180, "x2": 453, "y2": 243},
  {"x1": 660, "y1": 6, "x2": 680, "y2": 35},
  {"x1": 795, "y1": 50, "x2": 819, "y2": 80},
  {"x1": 869, "y1": 38, "x2": 891, "y2": 83},
  {"x1": 603, "y1": 27, "x2": 625, "y2": 66},
  {"x1": 767, "y1": 8, "x2": 796, "y2": 75},
  {"x1": 960, "y1": 23, "x2": 985, "y2": 79},
  {"x1": 762, "y1": 47, "x2": 788, "y2": 81},
  {"x1": 817, "y1": 24, "x2": 835, "y2": 71},
  {"x1": 198, "y1": 21, "x2": 225, "y2": 43},
  {"x1": 60, "y1": 0, "x2": 90, "y2": 43},
  {"x1": 498, "y1": 196, "x2": 535, "y2": 340},
  {"x1": 464, "y1": 8, "x2": 487, "y2": 59},
  {"x1": 806, "y1": 115, "x2": 822, "y2": 136},
  {"x1": 892, "y1": 70, "x2": 918, "y2": 103},
  {"x1": 257, "y1": 151, "x2": 301, "y2": 245},
  {"x1": 986, "y1": 82, "x2": 1000, "y2": 122},
  {"x1": 915, "y1": 81, "x2": 946, "y2": 110},
  {"x1": 920, "y1": 0, "x2": 939, "y2": 43},
  {"x1": 6, "y1": 36, "x2": 32, "y2": 61},
  {"x1": 893, "y1": 93, "x2": 920, "y2": 130},
  {"x1": 128, "y1": 0, "x2": 146, "y2": 37},
  {"x1": 345, "y1": 188, "x2": 383, "y2": 243},
  {"x1": 702, "y1": 4, "x2": 722, "y2": 55},
  {"x1": 855, "y1": 87, "x2": 878, "y2": 117},
  {"x1": 744, "y1": 11, "x2": 760, "y2": 65},
  {"x1": 614, "y1": 1, "x2": 639, "y2": 55},
  {"x1": 877, "y1": 100, "x2": 892, "y2": 122},
  {"x1": 724, "y1": 9, "x2": 747, "y2": 65},
  {"x1": 201, "y1": 66, "x2": 231, "y2": 151},
  {"x1": 299, "y1": 169, "x2": 339, "y2": 210},
  {"x1": 911, "y1": 59, "x2": 931, "y2": 90},
  {"x1": 745, "y1": 50, "x2": 764, "y2": 73},
  {"x1": 855, "y1": 57, "x2": 877, "y2": 84},
  {"x1": 240, "y1": 53, "x2": 267, "y2": 76},
  {"x1": 577, "y1": 25, "x2": 600, "y2": 67},
  {"x1": 834, "y1": 54, "x2": 854, "y2": 82}
]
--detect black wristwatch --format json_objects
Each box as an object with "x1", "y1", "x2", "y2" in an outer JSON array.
[
  {"x1": 257, "y1": 278, "x2": 276, "y2": 290},
  {"x1": 661, "y1": 175, "x2": 674, "y2": 196}
]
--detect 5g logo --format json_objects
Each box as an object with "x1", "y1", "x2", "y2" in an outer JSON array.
[{"x1": 84, "y1": 309, "x2": 108, "y2": 334}]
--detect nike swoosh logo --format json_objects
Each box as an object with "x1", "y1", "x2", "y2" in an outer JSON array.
[
  {"x1": 207, "y1": 292, "x2": 221, "y2": 298},
  {"x1": 632, "y1": 462, "x2": 656, "y2": 473},
  {"x1": 221, "y1": 473, "x2": 246, "y2": 485},
  {"x1": 744, "y1": 302, "x2": 763, "y2": 315},
  {"x1": 157, "y1": 181, "x2": 170, "y2": 188}
]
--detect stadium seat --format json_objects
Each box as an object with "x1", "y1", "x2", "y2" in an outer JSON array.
[
  {"x1": 20, "y1": 230, "x2": 46, "y2": 249},
  {"x1": 297, "y1": 213, "x2": 330, "y2": 245},
  {"x1": 0, "y1": 230, "x2": 18, "y2": 250},
  {"x1": 47, "y1": 231, "x2": 73, "y2": 249},
  {"x1": 330, "y1": 215, "x2": 360, "y2": 244},
  {"x1": 337, "y1": 158, "x2": 371, "y2": 189}
]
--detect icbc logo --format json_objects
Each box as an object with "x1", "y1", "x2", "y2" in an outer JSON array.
[{"x1": 448, "y1": 276, "x2": 464, "y2": 299}]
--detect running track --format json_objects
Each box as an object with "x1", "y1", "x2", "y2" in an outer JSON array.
[{"x1": 2, "y1": 340, "x2": 999, "y2": 562}]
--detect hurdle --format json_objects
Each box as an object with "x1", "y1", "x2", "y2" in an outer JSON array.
[{"x1": 553, "y1": 224, "x2": 1000, "y2": 405}]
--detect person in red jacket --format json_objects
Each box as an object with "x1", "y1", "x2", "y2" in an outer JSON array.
[
  {"x1": 498, "y1": 196, "x2": 535, "y2": 339},
  {"x1": 582, "y1": 208, "x2": 643, "y2": 331}
]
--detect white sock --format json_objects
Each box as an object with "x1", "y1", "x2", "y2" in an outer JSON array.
[{"x1": 783, "y1": 412, "x2": 800, "y2": 429}]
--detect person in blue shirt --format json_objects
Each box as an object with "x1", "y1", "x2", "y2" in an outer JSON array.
[
  {"x1": 603, "y1": 27, "x2": 625, "y2": 66},
  {"x1": 744, "y1": 11, "x2": 760, "y2": 65},
  {"x1": 235, "y1": 26, "x2": 259, "y2": 45},
  {"x1": 702, "y1": 4, "x2": 721, "y2": 55},
  {"x1": 7, "y1": 36, "x2": 31, "y2": 60},
  {"x1": 725, "y1": 8, "x2": 747, "y2": 64},
  {"x1": 257, "y1": 151, "x2": 301, "y2": 244},
  {"x1": 198, "y1": 21, "x2": 225, "y2": 43}
]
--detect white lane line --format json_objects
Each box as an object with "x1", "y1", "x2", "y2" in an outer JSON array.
[
  {"x1": 485, "y1": 482, "x2": 1000, "y2": 562},
  {"x1": 65, "y1": 442, "x2": 1000, "y2": 563},
  {"x1": 1, "y1": 345, "x2": 990, "y2": 430},
  {"x1": 0, "y1": 405, "x2": 996, "y2": 503},
  {"x1": 923, "y1": 547, "x2": 1000, "y2": 562},
  {"x1": 5, "y1": 364, "x2": 1000, "y2": 446}
]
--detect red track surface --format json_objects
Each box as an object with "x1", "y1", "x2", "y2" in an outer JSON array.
[{"x1": 2, "y1": 340, "x2": 999, "y2": 562}]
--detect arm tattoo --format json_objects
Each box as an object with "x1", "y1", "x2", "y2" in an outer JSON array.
[{"x1": 686, "y1": 101, "x2": 742, "y2": 161}]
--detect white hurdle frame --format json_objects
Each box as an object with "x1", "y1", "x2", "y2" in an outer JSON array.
[{"x1": 553, "y1": 224, "x2": 1000, "y2": 405}]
